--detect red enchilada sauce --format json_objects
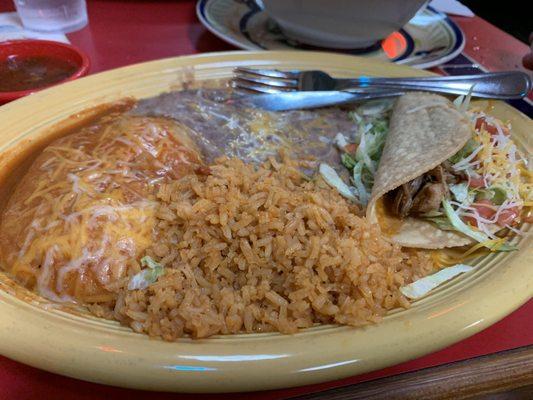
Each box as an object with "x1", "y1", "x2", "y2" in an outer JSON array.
[{"x1": 0, "y1": 55, "x2": 77, "y2": 92}]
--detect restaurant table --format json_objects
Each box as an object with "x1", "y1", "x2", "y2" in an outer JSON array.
[{"x1": 0, "y1": 1, "x2": 532, "y2": 399}]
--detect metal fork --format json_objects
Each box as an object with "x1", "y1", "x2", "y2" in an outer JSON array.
[{"x1": 233, "y1": 68, "x2": 532, "y2": 99}]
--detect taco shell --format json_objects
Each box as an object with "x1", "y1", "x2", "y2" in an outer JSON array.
[{"x1": 367, "y1": 92, "x2": 474, "y2": 248}]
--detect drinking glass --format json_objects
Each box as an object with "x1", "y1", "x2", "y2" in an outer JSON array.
[{"x1": 14, "y1": 0, "x2": 88, "y2": 33}]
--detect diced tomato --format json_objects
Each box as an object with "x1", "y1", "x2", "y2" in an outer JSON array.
[
  {"x1": 472, "y1": 199, "x2": 496, "y2": 220},
  {"x1": 344, "y1": 143, "x2": 358, "y2": 153},
  {"x1": 474, "y1": 117, "x2": 486, "y2": 131},
  {"x1": 461, "y1": 200, "x2": 497, "y2": 227},
  {"x1": 462, "y1": 215, "x2": 479, "y2": 227},
  {"x1": 485, "y1": 123, "x2": 498, "y2": 136},
  {"x1": 475, "y1": 117, "x2": 510, "y2": 137},
  {"x1": 469, "y1": 176, "x2": 486, "y2": 188},
  {"x1": 497, "y1": 207, "x2": 520, "y2": 227}
]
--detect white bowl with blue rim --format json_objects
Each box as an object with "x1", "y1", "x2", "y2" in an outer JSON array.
[
  {"x1": 196, "y1": 0, "x2": 465, "y2": 69},
  {"x1": 262, "y1": 0, "x2": 429, "y2": 49}
]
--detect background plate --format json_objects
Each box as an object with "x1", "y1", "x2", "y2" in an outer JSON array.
[
  {"x1": 0, "y1": 51, "x2": 531, "y2": 393},
  {"x1": 196, "y1": 0, "x2": 465, "y2": 69}
]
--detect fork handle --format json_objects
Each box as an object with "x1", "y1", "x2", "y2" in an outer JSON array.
[{"x1": 335, "y1": 72, "x2": 532, "y2": 99}]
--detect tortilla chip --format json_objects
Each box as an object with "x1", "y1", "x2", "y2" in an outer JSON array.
[{"x1": 367, "y1": 92, "x2": 472, "y2": 248}]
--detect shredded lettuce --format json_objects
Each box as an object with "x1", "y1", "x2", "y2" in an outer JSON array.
[
  {"x1": 461, "y1": 85, "x2": 475, "y2": 113},
  {"x1": 141, "y1": 255, "x2": 161, "y2": 269},
  {"x1": 356, "y1": 131, "x2": 375, "y2": 174},
  {"x1": 449, "y1": 182, "x2": 471, "y2": 203},
  {"x1": 347, "y1": 116, "x2": 389, "y2": 205},
  {"x1": 319, "y1": 163, "x2": 356, "y2": 201},
  {"x1": 334, "y1": 133, "x2": 349, "y2": 150},
  {"x1": 453, "y1": 84, "x2": 476, "y2": 113},
  {"x1": 357, "y1": 98, "x2": 394, "y2": 116},
  {"x1": 341, "y1": 153, "x2": 356, "y2": 169},
  {"x1": 352, "y1": 163, "x2": 370, "y2": 206},
  {"x1": 453, "y1": 94, "x2": 465, "y2": 110},
  {"x1": 420, "y1": 210, "x2": 444, "y2": 218},
  {"x1": 337, "y1": 102, "x2": 392, "y2": 206},
  {"x1": 448, "y1": 138, "x2": 478, "y2": 164},
  {"x1": 128, "y1": 256, "x2": 165, "y2": 290},
  {"x1": 490, "y1": 187, "x2": 507, "y2": 205},
  {"x1": 400, "y1": 264, "x2": 474, "y2": 299},
  {"x1": 476, "y1": 187, "x2": 507, "y2": 205},
  {"x1": 351, "y1": 120, "x2": 388, "y2": 203},
  {"x1": 442, "y1": 200, "x2": 516, "y2": 251},
  {"x1": 422, "y1": 216, "x2": 456, "y2": 231},
  {"x1": 348, "y1": 110, "x2": 362, "y2": 123}
]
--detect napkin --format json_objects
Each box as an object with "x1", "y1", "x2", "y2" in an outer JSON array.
[{"x1": 429, "y1": 0, "x2": 475, "y2": 17}]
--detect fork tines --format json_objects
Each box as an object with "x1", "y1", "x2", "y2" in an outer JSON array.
[
  {"x1": 234, "y1": 67, "x2": 298, "y2": 79},
  {"x1": 232, "y1": 67, "x2": 299, "y2": 94}
]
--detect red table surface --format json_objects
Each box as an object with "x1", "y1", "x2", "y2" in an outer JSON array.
[{"x1": 0, "y1": 1, "x2": 531, "y2": 398}]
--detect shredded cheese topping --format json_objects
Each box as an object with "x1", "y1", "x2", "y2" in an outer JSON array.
[
  {"x1": 0, "y1": 115, "x2": 200, "y2": 302},
  {"x1": 452, "y1": 111, "x2": 532, "y2": 234}
]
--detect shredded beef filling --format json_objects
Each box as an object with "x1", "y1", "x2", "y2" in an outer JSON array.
[{"x1": 389, "y1": 163, "x2": 466, "y2": 218}]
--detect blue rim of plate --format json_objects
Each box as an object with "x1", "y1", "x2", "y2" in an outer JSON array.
[
  {"x1": 408, "y1": 5, "x2": 465, "y2": 69},
  {"x1": 197, "y1": 0, "x2": 465, "y2": 68}
]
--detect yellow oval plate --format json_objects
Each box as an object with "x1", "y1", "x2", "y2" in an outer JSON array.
[{"x1": 0, "y1": 51, "x2": 531, "y2": 393}]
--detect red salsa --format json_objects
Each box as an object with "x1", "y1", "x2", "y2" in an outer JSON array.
[{"x1": 0, "y1": 55, "x2": 77, "y2": 92}]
